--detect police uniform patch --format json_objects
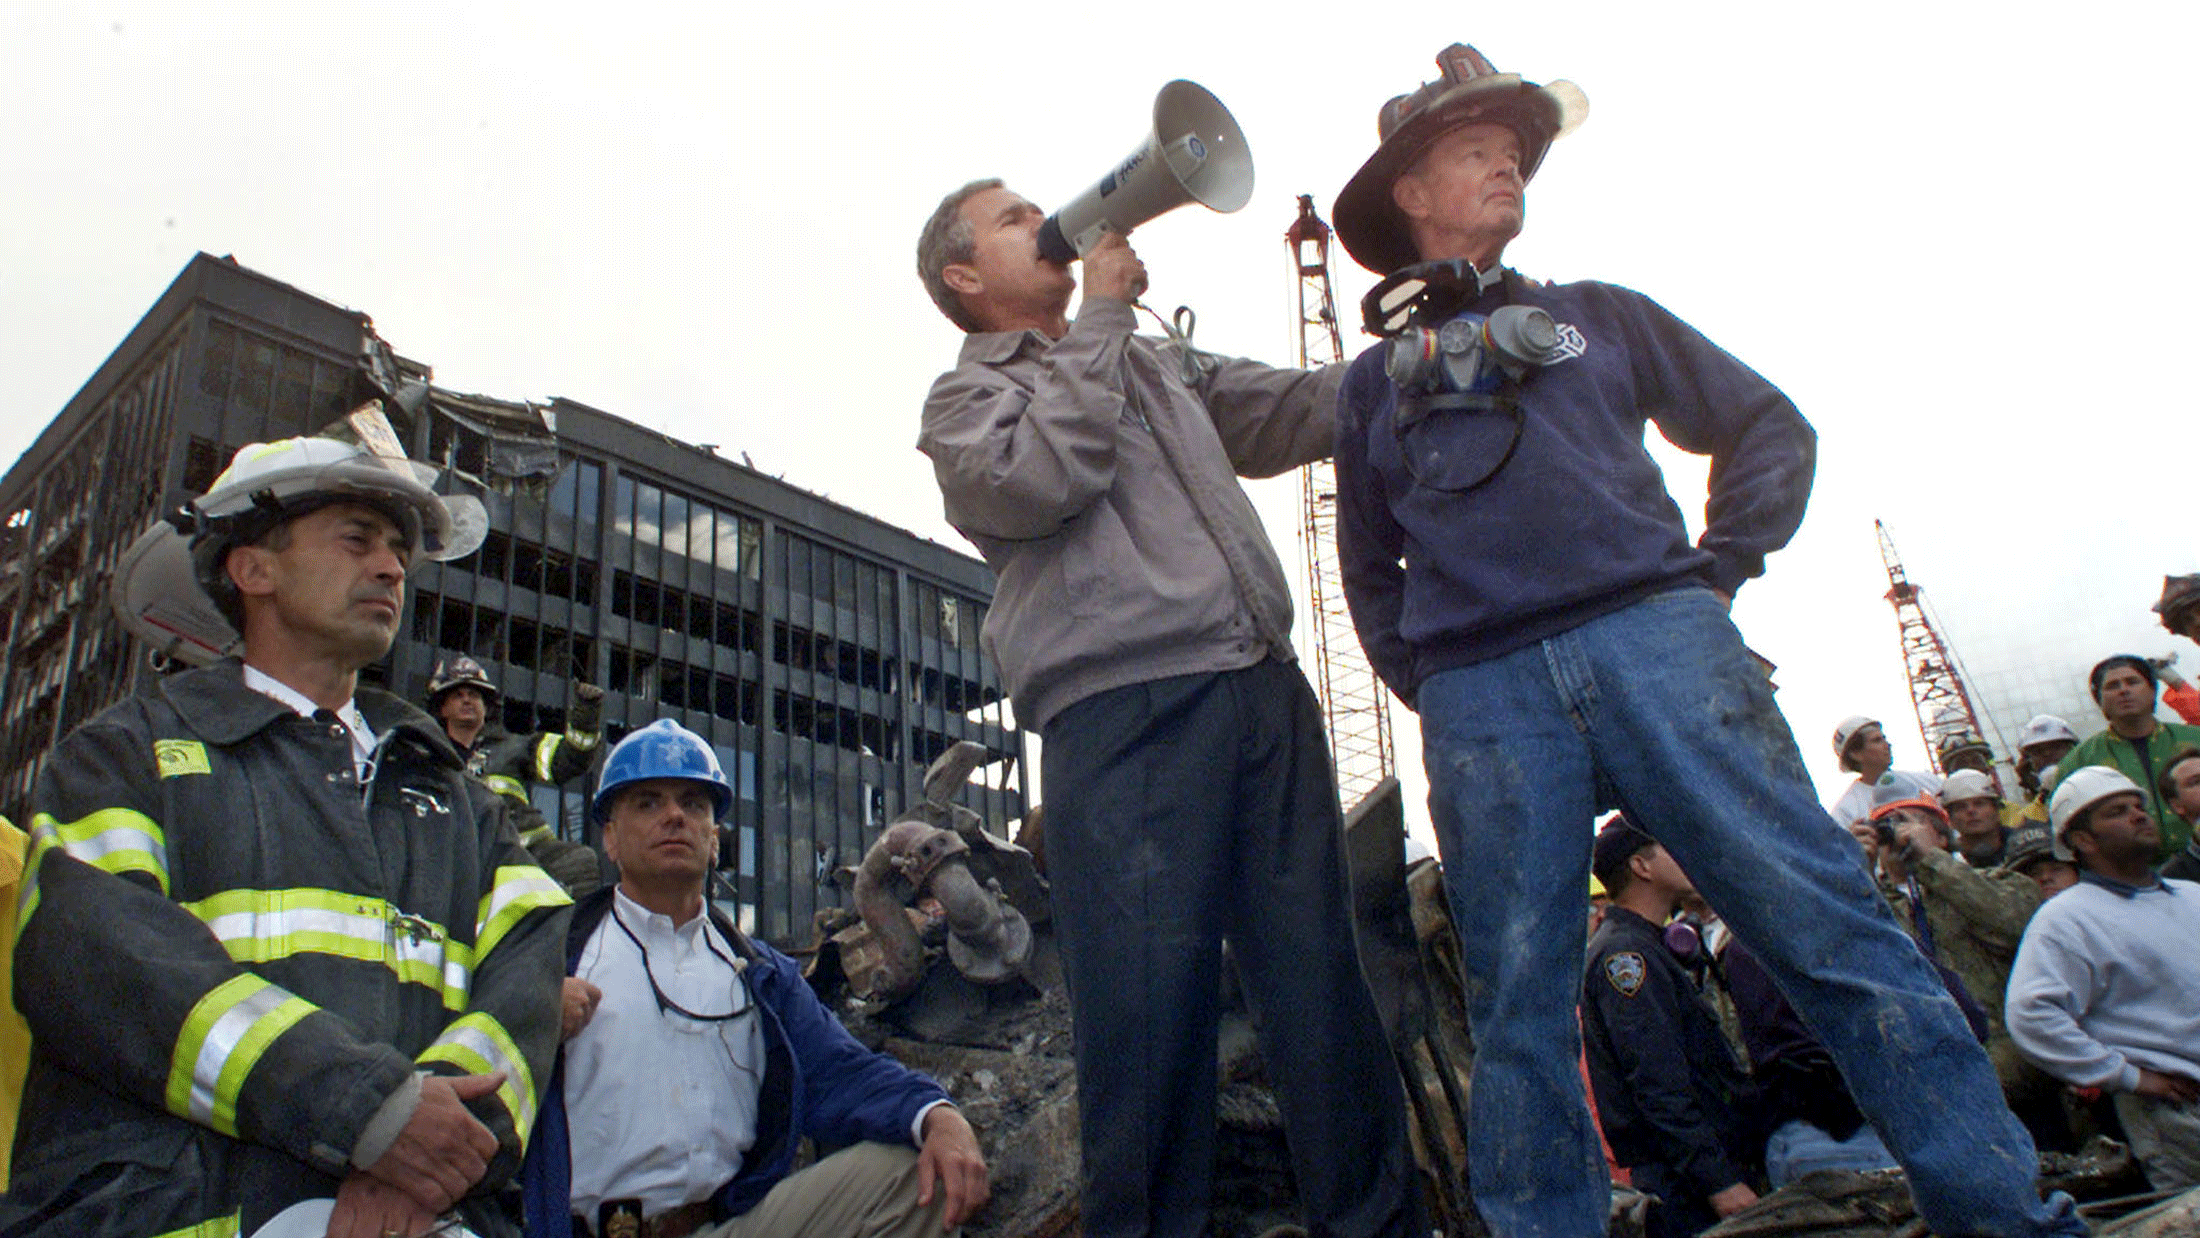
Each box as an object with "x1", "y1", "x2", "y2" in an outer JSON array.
[
  {"x1": 153, "y1": 739, "x2": 211, "y2": 778},
  {"x1": 1603, "y1": 951, "x2": 1646, "y2": 997}
]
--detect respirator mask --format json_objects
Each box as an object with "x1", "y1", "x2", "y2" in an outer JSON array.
[{"x1": 1361, "y1": 259, "x2": 1570, "y2": 492}]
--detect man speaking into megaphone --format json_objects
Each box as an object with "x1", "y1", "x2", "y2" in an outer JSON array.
[{"x1": 913, "y1": 179, "x2": 1420, "y2": 1238}]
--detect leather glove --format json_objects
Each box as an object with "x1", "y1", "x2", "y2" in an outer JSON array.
[{"x1": 568, "y1": 683, "x2": 604, "y2": 734}]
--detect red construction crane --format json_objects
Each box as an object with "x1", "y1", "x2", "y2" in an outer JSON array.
[
  {"x1": 1287, "y1": 195, "x2": 1394, "y2": 810},
  {"x1": 1876, "y1": 520, "x2": 2001, "y2": 770}
]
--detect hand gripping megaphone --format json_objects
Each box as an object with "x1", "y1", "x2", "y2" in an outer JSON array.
[{"x1": 1035, "y1": 80, "x2": 1255, "y2": 263}]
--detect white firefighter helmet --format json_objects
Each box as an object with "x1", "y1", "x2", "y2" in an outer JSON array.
[
  {"x1": 2047, "y1": 765, "x2": 2147, "y2": 859},
  {"x1": 111, "y1": 433, "x2": 486, "y2": 666}
]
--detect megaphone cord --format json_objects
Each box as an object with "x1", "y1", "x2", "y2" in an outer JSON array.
[{"x1": 1136, "y1": 301, "x2": 1217, "y2": 386}]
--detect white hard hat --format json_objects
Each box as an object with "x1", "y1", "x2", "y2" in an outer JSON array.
[
  {"x1": 2018, "y1": 715, "x2": 2079, "y2": 751},
  {"x1": 2047, "y1": 765, "x2": 2146, "y2": 849},
  {"x1": 111, "y1": 431, "x2": 485, "y2": 667},
  {"x1": 1939, "y1": 768, "x2": 2000, "y2": 807},
  {"x1": 1832, "y1": 715, "x2": 1880, "y2": 765}
]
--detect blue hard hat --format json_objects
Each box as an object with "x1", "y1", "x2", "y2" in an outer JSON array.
[{"x1": 593, "y1": 719, "x2": 732, "y2": 824}]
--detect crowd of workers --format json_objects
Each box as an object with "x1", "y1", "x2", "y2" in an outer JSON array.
[
  {"x1": 1581, "y1": 610, "x2": 2200, "y2": 1236},
  {"x1": 3, "y1": 35, "x2": 2196, "y2": 1238}
]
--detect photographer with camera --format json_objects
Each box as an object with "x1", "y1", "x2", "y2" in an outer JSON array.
[{"x1": 1327, "y1": 41, "x2": 2084, "y2": 1237}]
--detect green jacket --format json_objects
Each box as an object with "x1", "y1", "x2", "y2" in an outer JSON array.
[
  {"x1": 2057, "y1": 720, "x2": 2200, "y2": 861},
  {"x1": 1883, "y1": 846, "x2": 2042, "y2": 1087},
  {"x1": 6, "y1": 661, "x2": 571, "y2": 1238}
]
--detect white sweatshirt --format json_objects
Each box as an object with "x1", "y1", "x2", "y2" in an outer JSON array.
[{"x1": 2005, "y1": 876, "x2": 2200, "y2": 1090}]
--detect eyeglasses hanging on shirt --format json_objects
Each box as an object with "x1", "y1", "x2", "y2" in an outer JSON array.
[{"x1": 609, "y1": 906, "x2": 755, "y2": 1023}]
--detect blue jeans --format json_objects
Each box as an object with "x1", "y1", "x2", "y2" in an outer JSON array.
[
  {"x1": 1764, "y1": 1119, "x2": 1898, "y2": 1187},
  {"x1": 1417, "y1": 587, "x2": 2082, "y2": 1238}
]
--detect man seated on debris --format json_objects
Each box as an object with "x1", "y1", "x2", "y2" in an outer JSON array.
[
  {"x1": 2057, "y1": 654, "x2": 2200, "y2": 862},
  {"x1": 2007, "y1": 767, "x2": 2200, "y2": 1192},
  {"x1": 1940, "y1": 768, "x2": 2017, "y2": 868},
  {"x1": 1858, "y1": 782, "x2": 2073, "y2": 1150},
  {"x1": 1718, "y1": 939, "x2": 1896, "y2": 1187},
  {"x1": 1580, "y1": 818, "x2": 1760, "y2": 1237},
  {"x1": 1826, "y1": 715, "x2": 1941, "y2": 830},
  {"x1": 427, "y1": 653, "x2": 607, "y2": 895},
  {"x1": 2157, "y1": 745, "x2": 2200, "y2": 882},
  {"x1": 7, "y1": 427, "x2": 570, "y2": 1238},
  {"x1": 520, "y1": 718, "x2": 988, "y2": 1238},
  {"x1": 913, "y1": 179, "x2": 1418, "y2": 1237}
]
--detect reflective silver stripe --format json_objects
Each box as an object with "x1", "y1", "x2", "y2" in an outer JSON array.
[
  {"x1": 187, "y1": 984, "x2": 290, "y2": 1125},
  {"x1": 64, "y1": 823, "x2": 166, "y2": 867},
  {"x1": 200, "y1": 904, "x2": 387, "y2": 950}
]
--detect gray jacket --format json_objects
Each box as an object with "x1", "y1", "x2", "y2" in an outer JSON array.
[{"x1": 919, "y1": 297, "x2": 1338, "y2": 731}]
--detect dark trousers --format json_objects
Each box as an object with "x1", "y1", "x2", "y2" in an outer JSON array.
[{"x1": 1042, "y1": 660, "x2": 1418, "y2": 1238}]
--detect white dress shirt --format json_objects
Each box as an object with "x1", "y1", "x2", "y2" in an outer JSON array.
[
  {"x1": 242, "y1": 663, "x2": 377, "y2": 778},
  {"x1": 564, "y1": 888, "x2": 765, "y2": 1221}
]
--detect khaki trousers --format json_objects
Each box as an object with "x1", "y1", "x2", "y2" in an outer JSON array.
[
  {"x1": 702, "y1": 1143, "x2": 953, "y2": 1238},
  {"x1": 2113, "y1": 1092, "x2": 2200, "y2": 1193}
]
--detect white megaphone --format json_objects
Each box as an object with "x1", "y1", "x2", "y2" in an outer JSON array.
[{"x1": 1035, "y1": 80, "x2": 1255, "y2": 263}]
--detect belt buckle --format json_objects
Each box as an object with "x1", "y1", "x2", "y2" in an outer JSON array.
[{"x1": 596, "y1": 1199, "x2": 643, "y2": 1238}]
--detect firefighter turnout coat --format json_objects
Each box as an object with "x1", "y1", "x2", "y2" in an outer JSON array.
[
  {"x1": 6, "y1": 661, "x2": 572, "y2": 1238},
  {"x1": 458, "y1": 721, "x2": 602, "y2": 895}
]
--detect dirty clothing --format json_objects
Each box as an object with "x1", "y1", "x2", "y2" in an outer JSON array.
[
  {"x1": 2112, "y1": 1094, "x2": 2200, "y2": 1192},
  {"x1": 1880, "y1": 846, "x2": 2041, "y2": 1089},
  {"x1": 1338, "y1": 269, "x2": 2081, "y2": 1238},
  {"x1": 520, "y1": 886, "x2": 951, "y2": 1238},
  {"x1": 1042, "y1": 660, "x2": 1419, "y2": 1238},
  {"x1": 0, "y1": 817, "x2": 25, "y2": 1191},
  {"x1": 5, "y1": 659, "x2": 570, "y2": 1238},
  {"x1": 918, "y1": 295, "x2": 1336, "y2": 732},
  {"x1": 1721, "y1": 941, "x2": 1896, "y2": 1188},
  {"x1": 1580, "y1": 906, "x2": 1759, "y2": 1216},
  {"x1": 457, "y1": 719, "x2": 603, "y2": 895},
  {"x1": 2057, "y1": 720, "x2": 2200, "y2": 861}
]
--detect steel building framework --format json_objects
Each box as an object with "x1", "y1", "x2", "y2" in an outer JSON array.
[
  {"x1": 0, "y1": 254, "x2": 1026, "y2": 943},
  {"x1": 1287, "y1": 195, "x2": 1394, "y2": 810}
]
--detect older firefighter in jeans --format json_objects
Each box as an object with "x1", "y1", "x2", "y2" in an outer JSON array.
[
  {"x1": 5, "y1": 432, "x2": 570, "y2": 1238},
  {"x1": 1327, "y1": 42, "x2": 2084, "y2": 1238},
  {"x1": 913, "y1": 180, "x2": 1417, "y2": 1237},
  {"x1": 2007, "y1": 767, "x2": 2200, "y2": 1191},
  {"x1": 520, "y1": 720, "x2": 987, "y2": 1238}
]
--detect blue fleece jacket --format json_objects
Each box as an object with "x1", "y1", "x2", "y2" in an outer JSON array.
[
  {"x1": 1334, "y1": 272, "x2": 1815, "y2": 706},
  {"x1": 520, "y1": 888, "x2": 949, "y2": 1237}
]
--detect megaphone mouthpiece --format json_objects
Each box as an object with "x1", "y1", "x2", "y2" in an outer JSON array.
[{"x1": 1036, "y1": 79, "x2": 1255, "y2": 264}]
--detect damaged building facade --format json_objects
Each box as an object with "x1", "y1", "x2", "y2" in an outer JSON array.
[{"x1": 0, "y1": 253, "x2": 1024, "y2": 942}]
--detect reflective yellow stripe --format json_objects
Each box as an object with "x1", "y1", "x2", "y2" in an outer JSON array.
[
  {"x1": 516, "y1": 823, "x2": 555, "y2": 847},
  {"x1": 533, "y1": 734, "x2": 564, "y2": 783},
  {"x1": 17, "y1": 808, "x2": 169, "y2": 931},
  {"x1": 564, "y1": 728, "x2": 600, "y2": 752},
  {"x1": 483, "y1": 773, "x2": 530, "y2": 805},
  {"x1": 167, "y1": 974, "x2": 316, "y2": 1136},
  {"x1": 179, "y1": 888, "x2": 474, "y2": 1011},
  {"x1": 473, "y1": 865, "x2": 570, "y2": 963},
  {"x1": 418, "y1": 1011, "x2": 537, "y2": 1152},
  {"x1": 150, "y1": 1212, "x2": 241, "y2": 1238}
]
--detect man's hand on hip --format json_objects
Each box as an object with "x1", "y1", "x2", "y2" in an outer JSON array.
[
  {"x1": 916, "y1": 1105, "x2": 991, "y2": 1227},
  {"x1": 1081, "y1": 231, "x2": 1148, "y2": 304},
  {"x1": 2135, "y1": 1068, "x2": 2200, "y2": 1103},
  {"x1": 363, "y1": 1071, "x2": 506, "y2": 1212}
]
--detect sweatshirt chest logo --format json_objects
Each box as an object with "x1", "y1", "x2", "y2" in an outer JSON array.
[
  {"x1": 1549, "y1": 321, "x2": 1588, "y2": 364},
  {"x1": 154, "y1": 739, "x2": 212, "y2": 778},
  {"x1": 1603, "y1": 951, "x2": 1646, "y2": 997}
]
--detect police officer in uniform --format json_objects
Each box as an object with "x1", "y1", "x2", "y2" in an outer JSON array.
[{"x1": 1581, "y1": 818, "x2": 1759, "y2": 1237}]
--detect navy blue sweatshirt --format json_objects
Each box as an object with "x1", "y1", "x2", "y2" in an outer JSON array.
[{"x1": 1334, "y1": 271, "x2": 1815, "y2": 706}]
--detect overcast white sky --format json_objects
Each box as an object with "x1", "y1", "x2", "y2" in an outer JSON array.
[{"x1": 5, "y1": 3, "x2": 2195, "y2": 842}]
